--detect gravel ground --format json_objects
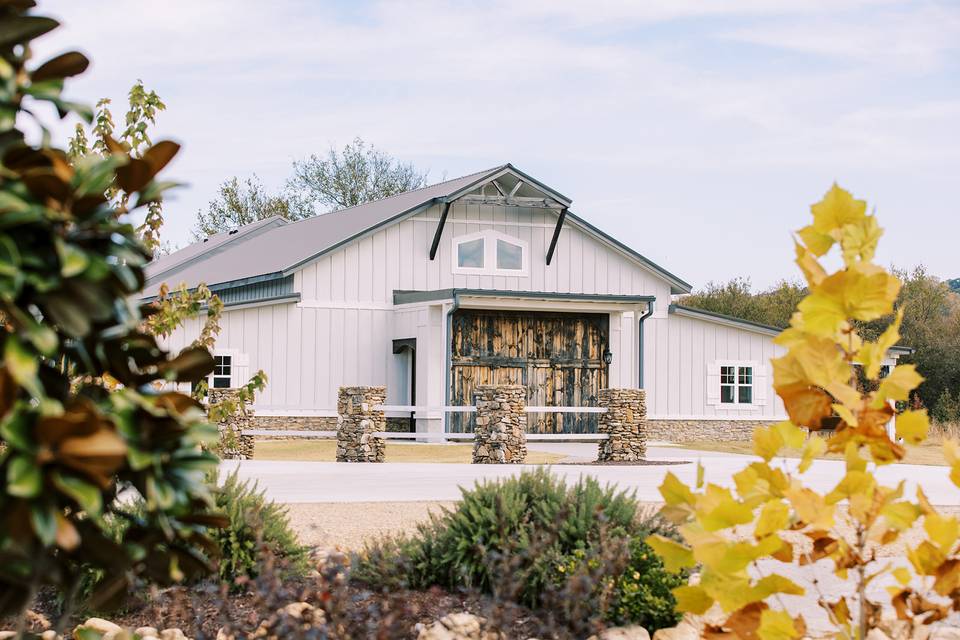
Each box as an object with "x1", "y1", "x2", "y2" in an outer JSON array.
[{"x1": 286, "y1": 501, "x2": 456, "y2": 550}]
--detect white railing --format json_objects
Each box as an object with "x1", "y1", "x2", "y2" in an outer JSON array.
[{"x1": 242, "y1": 404, "x2": 609, "y2": 441}]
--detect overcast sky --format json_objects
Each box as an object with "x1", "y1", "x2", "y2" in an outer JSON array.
[{"x1": 35, "y1": 0, "x2": 959, "y2": 290}]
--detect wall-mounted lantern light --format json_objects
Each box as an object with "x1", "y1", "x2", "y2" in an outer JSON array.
[{"x1": 602, "y1": 348, "x2": 613, "y2": 366}]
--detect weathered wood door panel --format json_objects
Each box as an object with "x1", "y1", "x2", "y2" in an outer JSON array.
[{"x1": 449, "y1": 309, "x2": 609, "y2": 433}]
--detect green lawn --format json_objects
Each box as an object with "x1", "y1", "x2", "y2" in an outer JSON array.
[{"x1": 253, "y1": 439, "x2": 566, "y2": 464}]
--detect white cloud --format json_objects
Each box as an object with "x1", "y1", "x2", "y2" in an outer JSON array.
[{"x1": 27, "y1": 0, "x2": 960, "y2": 286}]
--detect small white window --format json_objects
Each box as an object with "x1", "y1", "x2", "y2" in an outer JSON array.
[
  {"x1": 709, "y1": 360, "x2": 764, "y2": 406},
  {"x1": 453, "y1": 230, "x2": 528, "y2": 276},
  {"x1": 212, "y1": 355, "x2": 232, "y2": 388}
]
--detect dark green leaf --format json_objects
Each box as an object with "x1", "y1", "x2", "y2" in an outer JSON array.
[
  {"x1": 32, "y1": 51, "x2": 89, "y2": 82},
  {"x1": 30, "y1": 503, "x2": 57, "y2": 546},
  {"x1": 0, "y1": 16, "x2": 57, "y2": 48},
  {"x1": 52, "y1": 471, "x2": 102, "y2": 515}
]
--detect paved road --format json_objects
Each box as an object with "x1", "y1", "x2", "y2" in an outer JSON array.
[{"x1": 222, "y1": 445, "x2": 960, "y2": 506}]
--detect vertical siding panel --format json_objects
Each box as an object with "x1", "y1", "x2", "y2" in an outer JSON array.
[
  {"x1": 257, "y1": 307, "x2": 273, "y2": 406},
  {"x1": 271, "y1": 305, "x2": 286, "y2": 407},
  {"x1": 330, "y1": 251, "x2": 345, "y2": 301},
  {"x1": 301, "y1": 308, "x2": 316, "y2": 408},
  {"x1": 317, "y1": 309, "x2": 332, "y2": 409},
  {"x1": 286, "y1": 306, "x2": 301, "y2": 407},
  {"x1": 343, "y1": 309, "x2": 358, "y2": 384},
  {"x1": 398, "y1": 221, "x2": 414, "y2": 290},
  {"x1": 386, "y1": 224, "x2": 400, "y2": 300},
  {"x1": 358, "y1": 236, "x2": 373, "y2": 302},
  {"x1": 581, "y1": 236, "x2": 596, "y2": 293},
  {"x1": 668, "y1": 319, "x2": 681, "y2": 415},
  {"x1": 329, "y1": 310, "x2": 344, "y2": 400},
  {"x1": 679, "y1": 319, "x2": 692, "y2": 415}
]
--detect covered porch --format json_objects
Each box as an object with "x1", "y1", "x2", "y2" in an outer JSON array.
[{"x1": 391, "y1": 289, "x2": 655, "y2": 436}]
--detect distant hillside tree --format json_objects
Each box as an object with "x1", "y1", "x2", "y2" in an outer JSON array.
[
  {"x1": 287, "y1": 137, "x2": 429, "y2": 212},
  {"x1": 949, "y1": 277, "x2": 960, "y2": 293},
  {"x1": 679, "y1": 277, "x2": 806, "y2": 329},
  {"x1": 192, "y1": 174, "x2": 310, "y2": 240}
]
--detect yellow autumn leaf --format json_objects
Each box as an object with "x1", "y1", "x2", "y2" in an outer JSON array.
[
  {"x1": 857, "y1": 309, "x2": 902, "y2": 380},
  {"x1": 753, "y1": 574, "x2": 805, "y2": 599},
  {"x1": 659, "y1": 471, "x2": 695, "y2": 507},
  {"x1": 895, "y1": 409, "x2": 929, "y2": 445},
  {"x1": 881, "y1": 501, "x2": 922, "y2": 531},
  {"x1": 784, "y1": 484, "x2": 834, "y2": 529},
  {"x1": 774, "y1": 421, "x2": 806, "y2": 449},
  {"x1": 831, "y1": 403, "x2": 858, "y2": 427},
  {"x1": 798, "y1": 436, "x2": 825, "y2": 473},
  {"x1": 873, "y1": 364, "x2": 924, "y2": 408},
  {"x1": 810, "y1": 183, "x2": 867, "y2": 235},
  {"x1": 892, "y1": 567, "x2": 912, "y2": 585},
  {"x1": 758, "y1": 608, "x2": 804, "y2": 640},
  {"x1": 755, "y1": 500, "x2": 790, "y2": 538},
  {"x1": 753, "y1": 425, "x2": 785, "y2": 462},
  {"x1": 797, "y1": 225, "x2": 834, "y2": 258},
  {"x1": 794, "y1": 241, "x2": 828, "y2": 284},
  {"x1": 698, "y1": 484, "x2": 755, "y2": 531},
  {"x1": 908, "y1": 540, "x2": 946, "y2": 576},
  {"x1": 646, "y1": 534, "x2": 695, "y2": 573},
  {"x1": 672, "y1": 585, "x2": 714, "y2": 615},
  {"x1": 924, "y1": 513, "x2": 959, "y2": 554},
  {"x1": 839, "y1": 214, "x2": 882, "y2": 266},
  {"x1": 826, "y1": 471, "x2": 876, "y2": 505}
]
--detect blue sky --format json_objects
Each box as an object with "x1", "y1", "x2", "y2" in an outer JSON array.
[{"x1": 35, "y1": 1, "x2": 959, "y2": 289}]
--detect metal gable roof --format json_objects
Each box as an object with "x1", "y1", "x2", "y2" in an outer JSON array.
[{"x1": 142, "y1": 164, "x2": 691, "y2": 297}]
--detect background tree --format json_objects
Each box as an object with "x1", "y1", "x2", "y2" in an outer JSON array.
[
  {"x1": 0, "y1": 5, "x2": 224, "y2": 622},
  {"x1": 191, "y1": 174, "x2": 309, "y2": 240},
  {"x1": 287, "y1": 136, "x2": 429, "y2": 212},
  {"x1": 679, "y1": 277, "x2": 807, "y2": 329}
]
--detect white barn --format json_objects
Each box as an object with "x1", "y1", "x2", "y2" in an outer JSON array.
[{"x1": 146, "y1": 165, "x2": 906, "y2": 441}]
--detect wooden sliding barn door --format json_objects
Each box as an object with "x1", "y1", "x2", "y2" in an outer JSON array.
[{"x1": 449, "y1": 309, "x2": 609, "y2": 433}]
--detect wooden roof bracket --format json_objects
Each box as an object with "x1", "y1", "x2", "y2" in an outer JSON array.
[
  {"x1": 545, "y1": 206, "x2": 568, "y2": 265},
  {"x1": 429, "y1": 199, "x2": 451, "y2": 260}
]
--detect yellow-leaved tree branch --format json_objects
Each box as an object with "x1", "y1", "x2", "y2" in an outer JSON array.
[{"x1": 647, "y1": 185, "x2": 957, "y2": 639}]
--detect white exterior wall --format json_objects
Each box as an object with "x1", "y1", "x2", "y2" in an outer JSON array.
[
  {"x1": 644, "y1": 313, "x2": 787, "y2": 421},
  {"x1": 159, "y1": 200, "x2": 676, "y2": 415}
]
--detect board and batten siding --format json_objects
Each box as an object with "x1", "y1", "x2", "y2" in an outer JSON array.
[
  {"x1": 157, "y1": 200, "x2": 676, "y2": 414},
  {"x1": 644, "y1": 313, "x2": 787, "y2": 421}
]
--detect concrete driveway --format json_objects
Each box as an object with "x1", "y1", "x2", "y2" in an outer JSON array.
[{"x1": 222, "y1": 445, "x2": 960, "y2": 506}]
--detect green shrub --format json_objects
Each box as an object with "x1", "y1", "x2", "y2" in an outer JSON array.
[
  {"x1": 353, "y1": 469, "x2": 684, "y2": 631},
  {"x1": 212, "y1": 470, "x2": 310, "y2": 584}
]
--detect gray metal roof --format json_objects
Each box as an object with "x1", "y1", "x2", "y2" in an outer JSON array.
[{"x1": 143, "y1": 164, "x2": 691, "y2": 297}]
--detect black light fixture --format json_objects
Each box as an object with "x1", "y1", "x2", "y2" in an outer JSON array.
[{"x1": 602, "y1": 348, "x2": 613, "y2": 366}]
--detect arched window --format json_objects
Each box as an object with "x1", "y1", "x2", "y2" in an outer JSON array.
[{"x1": 452, "y1": 230, "x2": 528, "y2": 276}]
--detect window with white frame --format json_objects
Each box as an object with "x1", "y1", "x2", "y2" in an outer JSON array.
[
  {"x1": 212, "y1": 355, "x2": 232, "y2": 388},
  {"x1": 453, "y1": 230, "x2": 528, "y2": 276},
  {"x1": 709, "y1": 361, "x2": 765, "y2": 406}
]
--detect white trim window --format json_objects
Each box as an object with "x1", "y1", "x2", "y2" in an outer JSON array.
[
  {"x1": 209, "y1": 349, "x2": 251, "y2": 390},
  {"x1": 708, "y1": 360, "x2": 767, "y2": 407},
  {"x1": 212, "y1": 354, "x2": 233, "y2": 388},
  {"x1": 452, "y1": 230, "x2": 529, "y2": 276}
]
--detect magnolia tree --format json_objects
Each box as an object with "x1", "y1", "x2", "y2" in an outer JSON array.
[
  {"x1": 0, "y1": 3, "x2": 226, "y2": 618},
  {"x1": 647, "y1": 186, "x2": 955, "y2": 639}
]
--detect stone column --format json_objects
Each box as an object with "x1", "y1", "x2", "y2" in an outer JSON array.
[
  {"x1": 208, "y1": 388, "x2": 256, "y2": 460},
  {"x1": 336, "y1": 386, "x2": 386, "y2": 462},
  {"x1": 472, "y1": 384, "x2": 527, "y2": 464},
  {"x1": 597, "y1": 388, "x2": 647, "y2": 462}
]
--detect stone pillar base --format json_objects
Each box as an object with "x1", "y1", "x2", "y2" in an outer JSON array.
[
  {"x1": 208, "y1": 388, "x2": 256, "y2": 460},
  {"x1": 337, "y1": 386, "x2": 386, "y2": 462},
  {"x1": 472, "y1": 385, "x2": 527, "y2": 464},
  {"x1": 598, "y1": 388, "x2": 647, "y2": 462}
]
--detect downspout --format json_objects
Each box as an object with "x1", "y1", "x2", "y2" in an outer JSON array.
[
  {"x1": 638, "y1": 300, "x2": 655, "y2": 389},
  {"x1": 443, "y1": 291, "x2": 461, "y2": 434}
]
